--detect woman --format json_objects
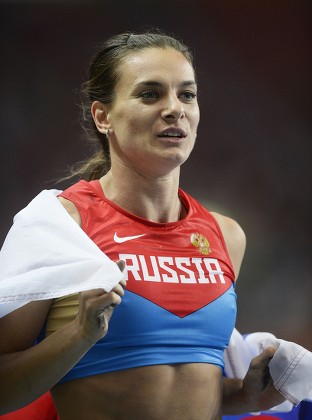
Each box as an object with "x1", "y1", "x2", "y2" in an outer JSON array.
[{"x1": 0, "y1": 31, "x2": 284, "y2": 419}]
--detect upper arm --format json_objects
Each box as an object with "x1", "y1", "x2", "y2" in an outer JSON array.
[
  {"x1": 0, "y1": 198, "x2": 81, "y2": 355},
  {"x1": 0, "y1": 300, "x2": 52, "y2": 353},
  {"x1": 211, "y1": 212, "x2": 246, "y2": 280}
]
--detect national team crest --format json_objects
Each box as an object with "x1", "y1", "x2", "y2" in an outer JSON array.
[{"x1": 190, "y1": 232, "x2": 211, "y2": 255}]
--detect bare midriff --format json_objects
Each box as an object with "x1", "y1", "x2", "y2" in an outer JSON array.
[{"x1": 51, "y1": 363, "x2": 222, "y2": 420}]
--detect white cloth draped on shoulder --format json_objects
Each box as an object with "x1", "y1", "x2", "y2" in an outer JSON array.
[{"x1": 0, "y1": 189, "x2": 123, "y2": 318}]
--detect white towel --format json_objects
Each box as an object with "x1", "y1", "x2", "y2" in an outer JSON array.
[
  {"x1": 224, "y1": 329, "x2": 312, "y2": 412},
  {"x1": 0, "y1": 189, "x2": 123, "y2": 318}
]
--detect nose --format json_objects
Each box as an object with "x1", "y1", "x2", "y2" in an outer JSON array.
[{"x1": 161, "y1": 94, "x2": 185, "y2": 121}]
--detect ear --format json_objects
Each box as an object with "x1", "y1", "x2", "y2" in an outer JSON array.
[{"x1": 91, "y1": 101, "x2": 111, "y2": 134}]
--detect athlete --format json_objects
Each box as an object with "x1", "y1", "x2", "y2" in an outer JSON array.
[{"x1": 0, "y1": 31, "x2": 285, "y2": 418}]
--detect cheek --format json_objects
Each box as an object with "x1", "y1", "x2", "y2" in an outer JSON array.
[
  {"x1": 113, "y1": 114, "x2": 149, "y2": 145},
  {"x1": 116, "y1": 108, "x2": 150, "y2": 132},
  {"x1": 111, "y1": 110, "x2": 134, "y2": 137},
  {"x1": 191, "y1": 107, "x2": 200, "y2": 128}
]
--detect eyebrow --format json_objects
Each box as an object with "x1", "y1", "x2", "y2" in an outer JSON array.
[{"x1": 135, "y1": 80, "x2": 197, "y2": 88}]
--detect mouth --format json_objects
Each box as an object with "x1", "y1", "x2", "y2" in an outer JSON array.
[{"x1": 157, "y1": 128, "x2": 187, "y2": 142}]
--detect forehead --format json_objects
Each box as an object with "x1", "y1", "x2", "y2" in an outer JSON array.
[{"x1": 116, "y1": 47, "x2": 196, "y2": 88}]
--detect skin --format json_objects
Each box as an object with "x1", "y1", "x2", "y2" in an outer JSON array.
[
  {"x1": 0, "y1": 47, "x2": 285, "y2": 419},
  {"x1": 92, "y1": 47, "x2": 200, "y2": 224}
]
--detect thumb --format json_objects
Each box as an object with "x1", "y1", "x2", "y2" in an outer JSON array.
[
  {"x1": 254, "y1": 346, "x2": 277, "y2": 368},
  {"x1": 261, "y1": 345, "x2": 278, "y2": 359},
  {"x1": 116, "y1": 260, "x2": 126, "y2": 272}
]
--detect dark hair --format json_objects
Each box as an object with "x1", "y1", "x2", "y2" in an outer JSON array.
[{"x1": 68, "y1": 30, "x2": 194, "y2": 181}]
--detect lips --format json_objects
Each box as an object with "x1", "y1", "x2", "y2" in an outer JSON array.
[{"x1": 157, "y1": 128, "x2": 187, "y2": 139}]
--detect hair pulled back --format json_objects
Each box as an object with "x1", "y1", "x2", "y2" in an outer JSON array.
[{"x1": 70, "y1": 30, "x2": 194, "y2": 181}]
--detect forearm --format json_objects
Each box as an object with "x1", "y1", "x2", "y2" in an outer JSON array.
[
  {"x1": 222, "y1": 378, "x2": 255, "y2": 415},
  {"x1": 222, "y1": 360, "x2": 285, "y2": 416},
  {"x1": 0, "y1": 319, "x2": 92, "y2": 414}
]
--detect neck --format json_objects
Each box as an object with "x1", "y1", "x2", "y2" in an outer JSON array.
[{"x1": 100, "y1": 165, "x2": 182, "y2": 223}]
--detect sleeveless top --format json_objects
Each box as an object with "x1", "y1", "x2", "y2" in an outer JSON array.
[{"x1": 44, "y1": 180, "x2": 237, "y2": 383}]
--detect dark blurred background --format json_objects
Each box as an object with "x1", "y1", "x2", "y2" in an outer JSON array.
[{"x1": 1, "y1": 0, "x2": 311, "y2": 348}]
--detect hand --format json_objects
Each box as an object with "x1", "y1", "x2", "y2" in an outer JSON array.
[
  {"x1": 74, "y1": 260, "x2": 126, "y2": 345},
  {"x1": 241, "y1": 346, "x2": 286, "y2": 412}
]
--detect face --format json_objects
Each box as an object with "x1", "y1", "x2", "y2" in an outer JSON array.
[{"x1": 105, "y1": 47, "x2": 200, "y2": 175}]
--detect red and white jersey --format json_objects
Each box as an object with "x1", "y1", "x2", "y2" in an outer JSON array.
[{"x1": 58, "y1": 180, "x2": 237, "y2": 382}]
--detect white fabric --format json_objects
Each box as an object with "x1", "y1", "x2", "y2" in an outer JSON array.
[
  {"x1": 224, "y1": 328, "x2": 312, "y2": 413},
  {"x1": 0, "y1": 189, "x2": 123, "y2": 318},
  {"x1": 246, "y1": 333, "x2": 312, "y2": 406}
]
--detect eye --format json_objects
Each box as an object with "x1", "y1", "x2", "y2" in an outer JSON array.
[
  {"x1": 140, "y1": 90, "x2": 160, "y2": 100},
  {"x1": 180, "y1": 91, "x2": 197, "y2": 102}
]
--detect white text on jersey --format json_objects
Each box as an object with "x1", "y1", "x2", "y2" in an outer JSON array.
[{"x1": 119, "y1": 254, "x2": 226, "y2": 284}]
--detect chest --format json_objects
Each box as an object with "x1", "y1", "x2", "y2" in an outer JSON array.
[{"x1": 85, "y1": 210, "x2": 234, "y2": 318}]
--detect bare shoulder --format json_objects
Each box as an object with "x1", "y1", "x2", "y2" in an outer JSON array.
[
  {"x1": 211, "y1": 212, "x2": 246, "y2": 249},
  {"x1": 58, "y1": 196, "x2": 82, "y2": 226},
  {"x1": 210, "y1": 212, "x2": 246, "y2": 280}
]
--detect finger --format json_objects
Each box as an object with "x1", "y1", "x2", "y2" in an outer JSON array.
[
  {"x1": 258, "y1": 346, "x2": 278, "y2": 364},
  {"x1": 94, "y1": 291, "x2": 122, "y2": 310},
  {"x1": 111, "y1": 283, "x2": 125, "y2": 297},
  {"x1": 119, "y1": 278, "x2": 127, "y2": 288},
  {"x1": 116, "y1": 260, "x2": 126, "y2": 272},
  {"x1": 79, "y1": 288, "x2": 109, "y2": 303},
  {"x1": 252, "y1": 346, "x2": 277, "y2": 366}
]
